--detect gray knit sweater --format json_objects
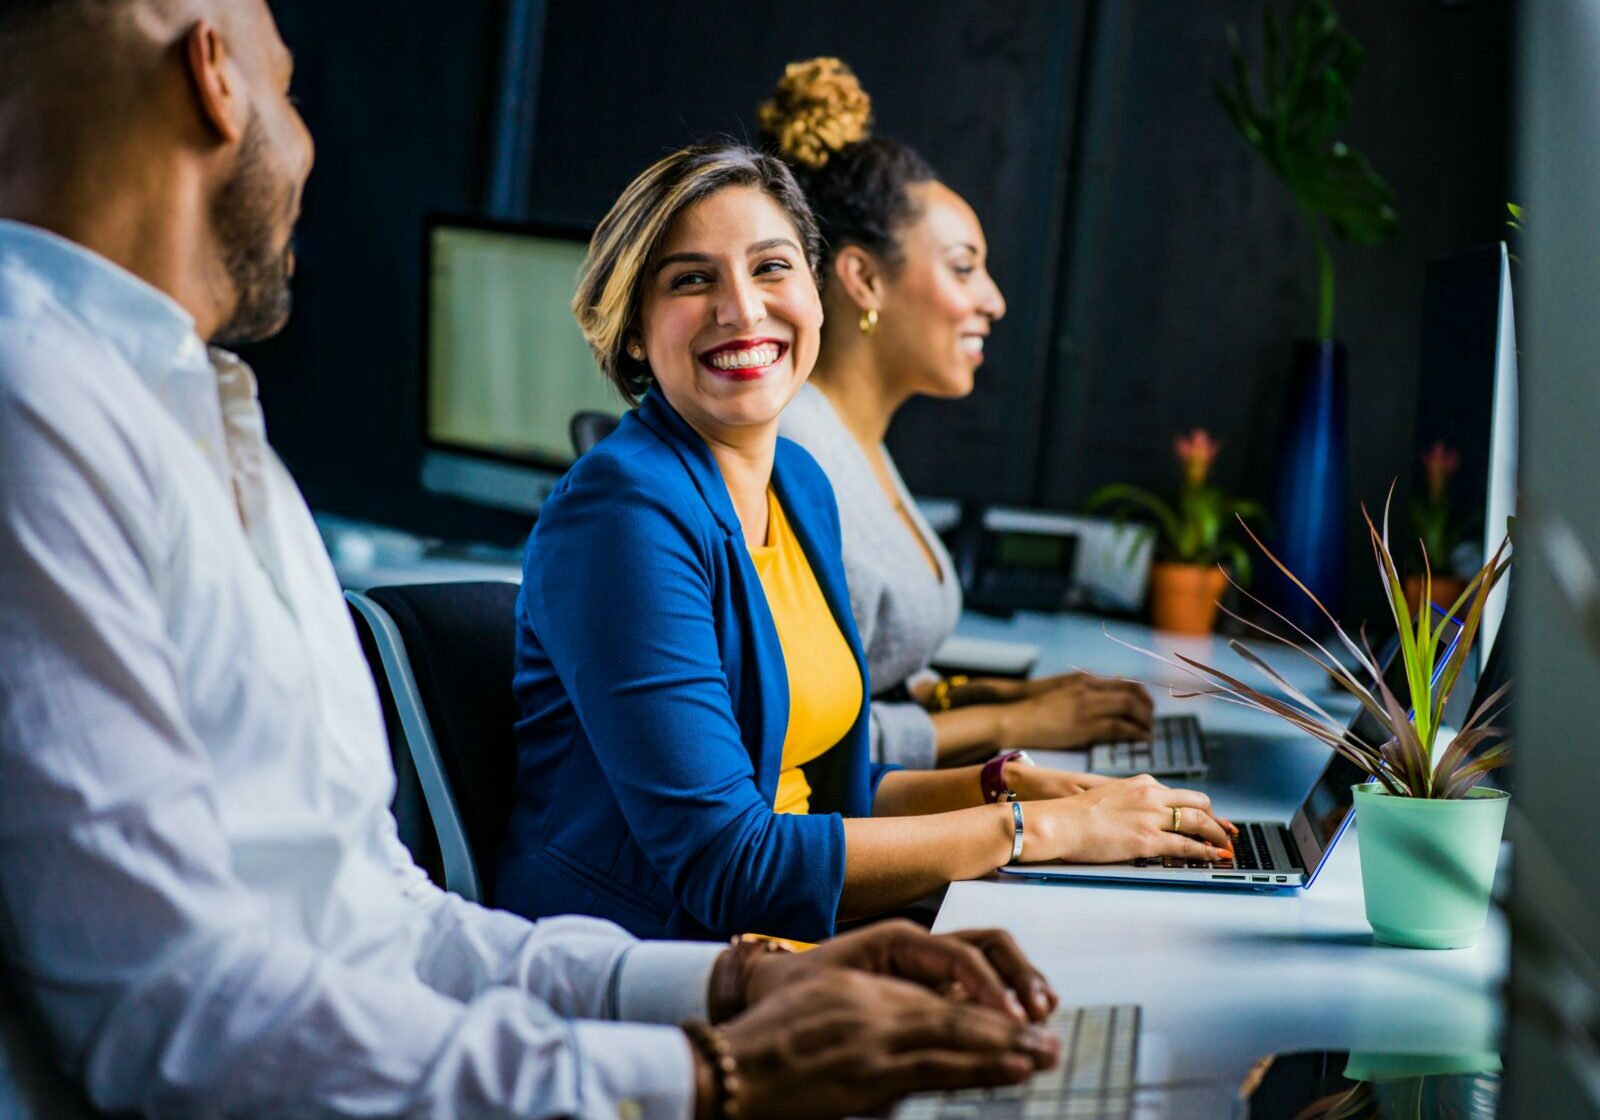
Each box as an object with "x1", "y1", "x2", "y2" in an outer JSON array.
[{"x1": 779, "y1": 384, "x2": 962, "y2": 769}]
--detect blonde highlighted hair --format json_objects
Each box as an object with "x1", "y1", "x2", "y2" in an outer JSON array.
[{"x1": 573, "y1": 143, "x2": 823, "y2": 405}]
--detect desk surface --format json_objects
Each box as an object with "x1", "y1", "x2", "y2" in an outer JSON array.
[{"x1": 938, "y1": 608, "x2": 1507, "y2": 1095}]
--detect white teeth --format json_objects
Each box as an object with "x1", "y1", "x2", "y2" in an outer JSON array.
[
  {"x1": 707, "y1": 344, "x2": 780, "y2": 370},
  {"x1": 960, "y1": 336, "x2": 985, "y2": 355}
]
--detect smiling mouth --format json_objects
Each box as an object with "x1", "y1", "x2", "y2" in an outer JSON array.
[
  {"x1": 960, "y1": 334, "x2": 987, "y2": 358},
  {"x1": 698, "y1": 339, "x2": 789, "y2": 379}
]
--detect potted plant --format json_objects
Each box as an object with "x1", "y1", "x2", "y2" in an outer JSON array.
[
  {"x1": 1137, "y1": 495, "x2": 1511, "y2": 948},
  {"x1": 1215, "y1": 0, "x2": 1399, "y2": 632},
  {"x1": 1087, "y1": 429, "x2": 1265, "y2": 636},
  {"x1": 1406, "y1": 440, "x2": 1477, "y2": 614}
]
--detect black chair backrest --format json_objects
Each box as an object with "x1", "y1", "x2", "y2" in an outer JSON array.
[
  {"x1": 364, "y1": 582, "x2": 521, "y2": 896},
  {"x1": 569, "y1": 410, "x2": 620, "y2": 458}
]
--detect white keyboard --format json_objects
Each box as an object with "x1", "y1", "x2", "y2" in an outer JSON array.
[
  {"x1": 892, "y1": 1004, "x2": 1140, "y2": 1120},
  {"x1": 1088, "y1": 716, "x2": 1207, "y2": 778}
]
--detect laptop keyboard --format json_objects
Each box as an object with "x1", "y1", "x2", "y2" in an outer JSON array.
[
  {"x1": 1088, "y1": 715, "x2": 1205, "y2": 776},
  {"x1": 892, "y1": 1005, "x2": 1140, "y2": 1119},
  {"x1": 1131, "y1": 822, "x2": 1281, "y2": 873}
]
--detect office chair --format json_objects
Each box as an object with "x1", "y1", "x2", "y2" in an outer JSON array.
[
  {"x1": 346, "y1": 582, "x2": 521, "y2": 905},
  {"x1": 569, "y1": 410, "x2": 620, "y2": 457}
]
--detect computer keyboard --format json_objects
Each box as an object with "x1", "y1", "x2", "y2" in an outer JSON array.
[
  {"x1": 1088, "y1": 715, "x2": 1206, "y2": 777},
  {"x1": 892, "y1": 1004, "x2": 1140, "y2": 1120},
  {"x1": 1130, "y1": 822, "x2": 1276, "y2": 872}
]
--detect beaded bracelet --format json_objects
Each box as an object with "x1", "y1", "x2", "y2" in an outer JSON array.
[{"x1": 682, "y1": 1019, "x2": 743, "y2": 1120}]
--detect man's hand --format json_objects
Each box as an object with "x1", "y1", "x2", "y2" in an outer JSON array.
[
  {"x1": 742, "y1": 920, "x2": 1059, "y2": 1024},
  {"x1": 713, "y1": 969, "x2": 1058, "y2": 1120}
]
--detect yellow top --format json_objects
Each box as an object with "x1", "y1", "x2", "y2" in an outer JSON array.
[{"x1": 748, "y1": 489, "x2": 863, "y2": 815}]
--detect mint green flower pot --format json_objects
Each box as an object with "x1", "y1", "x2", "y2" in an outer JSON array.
[{"x1": 1353, "y1": 784, "x2": 1509, "y2": 949}]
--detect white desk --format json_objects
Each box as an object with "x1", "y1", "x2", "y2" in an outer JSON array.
[{"x1": 938, "y1": 608, "x2": 1507, "y2": 1095}]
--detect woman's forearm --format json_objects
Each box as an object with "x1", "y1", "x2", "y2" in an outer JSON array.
[
  {"x1": 871, "y1": 765, "x2": 989, "y2": 816},
  {"x1": 838, "y1": 805, "x2": 1019, "y2": 919}
]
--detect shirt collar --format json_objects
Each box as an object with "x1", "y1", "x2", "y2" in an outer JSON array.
[{"x1": 0, "y1": 219, "x2": 205, "y2": 384}]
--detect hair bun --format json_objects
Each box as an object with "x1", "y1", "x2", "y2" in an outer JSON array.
[{"x1": 758, "y1": 57, "x2": 873, "y2": 171}]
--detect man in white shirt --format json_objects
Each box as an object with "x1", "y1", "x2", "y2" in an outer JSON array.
[{"x1": 0, "y1": 1, "x2": 1064, "y2": 1117}]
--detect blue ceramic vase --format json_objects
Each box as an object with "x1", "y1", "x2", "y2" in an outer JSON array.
[{"x1": 1266, "y1": 339, "x2": 1348, "y2": 631}]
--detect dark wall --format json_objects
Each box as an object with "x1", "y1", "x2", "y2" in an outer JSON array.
[
  {"x1": 251, "y1": 0, "x2": 1510, "y2": 585},
  {"x1": 251, "y1": 0, "x2": 530, "y2": 543},
  {"x1": 1026, "y1": 0, "x2": 1509, "y2": 623},
  {"x1": 526, "y1": 0, "x2": 1088, "y2": 505}
]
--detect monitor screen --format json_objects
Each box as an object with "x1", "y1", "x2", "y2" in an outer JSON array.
[
  {"x1": 425, "y1": 220, "x2": 620, "y2": 471},
  {"x1": 1414, "y1": 242, "x2": 1518, "y2": 667}
]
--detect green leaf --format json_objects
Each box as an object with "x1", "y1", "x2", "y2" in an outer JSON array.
[{"x1": 1085, "y1": 484, "x2": 1183, "y2": 553}]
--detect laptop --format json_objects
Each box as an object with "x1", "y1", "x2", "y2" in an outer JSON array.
[
  {"x1": 1004, "y1": 615, "x2": 1463, "y2": 891},
  {"x1": 1086, "y1": 713, "x2": 1208, "y2": 779}
]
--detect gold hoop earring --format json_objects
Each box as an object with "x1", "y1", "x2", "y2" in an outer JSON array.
[{"x1": 858, "y1": 308, "x2": 879, "y2": 335}]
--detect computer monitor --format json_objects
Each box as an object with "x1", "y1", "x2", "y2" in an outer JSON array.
[
  {"x1": 1413, "y1": 241, "x2": 1519, "y2": 667},
  {"x1": 420, "y1": 215, "x2": 620, "y2": 514}
]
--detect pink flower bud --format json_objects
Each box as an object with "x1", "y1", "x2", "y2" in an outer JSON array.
[{"x1": 1174, "y1": 428, "x2": 1219, "y2": 486}]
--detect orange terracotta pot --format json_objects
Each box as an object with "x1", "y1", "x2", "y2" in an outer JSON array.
[
  {"x1": 1149, "y1": 562, "x2": 1229, "y2": 635},
  {"x1": 1403, "y1": 574, "x2": 1469, "y2": 617}
]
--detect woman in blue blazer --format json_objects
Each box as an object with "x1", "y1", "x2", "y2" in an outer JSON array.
[{"x1": 496, "y1": 143, "x2": 1233, "y2": 942}]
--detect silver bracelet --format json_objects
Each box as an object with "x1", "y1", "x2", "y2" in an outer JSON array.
[{"x1": 1008, "y1": 801, "x2": 1025, "y2": 864}]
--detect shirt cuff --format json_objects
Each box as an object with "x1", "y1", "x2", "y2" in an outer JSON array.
[
  {"x1": 614, "y1": 940, "x2": 723, "y2": 1024},
  {"x1": 871, "y1": 700, "x2": 940, "y2": 770},
  {"x1": 572, "y1": 1020, "x2": 697, "y2": 1120}
]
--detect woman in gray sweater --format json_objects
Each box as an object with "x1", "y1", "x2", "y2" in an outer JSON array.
[{"x1": 769, "y1": 58, "x2": 1153, "y2": 770}]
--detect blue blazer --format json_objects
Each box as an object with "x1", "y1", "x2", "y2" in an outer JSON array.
[{"x1": 496, "y1": 390, "x2": 897, "y2": 941}]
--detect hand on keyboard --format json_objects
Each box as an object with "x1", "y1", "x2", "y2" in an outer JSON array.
[
  {"x1": 716, "y1": 969, "x2": 1059, "y2": 1119},
  {"x1": 744, "y1": 920, "x2": 1060, "y2": 1024},
  {"x1": 1008, "y1": 762, "x2": 1118, "y2": 799},
  {"x1": 1017, "y1": 774, "x2": 1238, "y2": 864},
  {"x1": 993, "y1": 674, "x2": 1155, "y2": 751}
]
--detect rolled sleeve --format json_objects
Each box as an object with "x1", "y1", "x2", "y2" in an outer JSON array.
[{"x1": 870, "y1": 700, "x2": 939, "y2": 770}]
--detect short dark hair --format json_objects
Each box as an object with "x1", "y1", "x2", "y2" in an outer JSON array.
[
  {"x1": 758, "y1": 57, "x2": 937, "y2": 273},
  {"x1": 573, "y1": 142, "x2": 822, "y2": 406}
]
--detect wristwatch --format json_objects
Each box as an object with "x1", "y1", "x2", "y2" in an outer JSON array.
[{"x1": 980, "y1": 750, "x2": 1036, "y2": 804}]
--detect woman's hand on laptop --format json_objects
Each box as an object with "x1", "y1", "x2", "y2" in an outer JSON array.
[
  {"x1": 1023, "y1": 775, "x2": 1237, "y2": 864},
  {"x1": 1007, "y1": 762, "x2": 1117, "y2": 798}
]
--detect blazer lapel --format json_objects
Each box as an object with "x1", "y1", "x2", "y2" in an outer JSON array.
[{"x1": 635, "y1": 391, "x2": 788, "y2": 795}]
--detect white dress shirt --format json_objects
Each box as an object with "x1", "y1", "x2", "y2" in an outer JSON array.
[{"x1": 0, "y1": 219, "x2": 721, "y2": 1119}]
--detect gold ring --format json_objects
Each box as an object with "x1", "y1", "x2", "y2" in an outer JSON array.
[{"x1": 1171, "y1": 806, "x2": 1183, "y2": 833}]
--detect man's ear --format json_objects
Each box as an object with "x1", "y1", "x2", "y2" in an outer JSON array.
[
  {"x1": 832, "y1": 245, "x2": 885, "y2": 313},
  {"x1": 183, "y1": 19, "x2": 245, "y2": 145}
]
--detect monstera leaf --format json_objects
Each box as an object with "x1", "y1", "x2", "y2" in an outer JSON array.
[{"x1": 1215, "y1": 1, "x2": 1398, "y2": 338}]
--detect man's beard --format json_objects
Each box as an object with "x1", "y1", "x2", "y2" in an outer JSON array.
[{"x1": 211, "y1": 113, "x2": 297, "y2": 349}]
